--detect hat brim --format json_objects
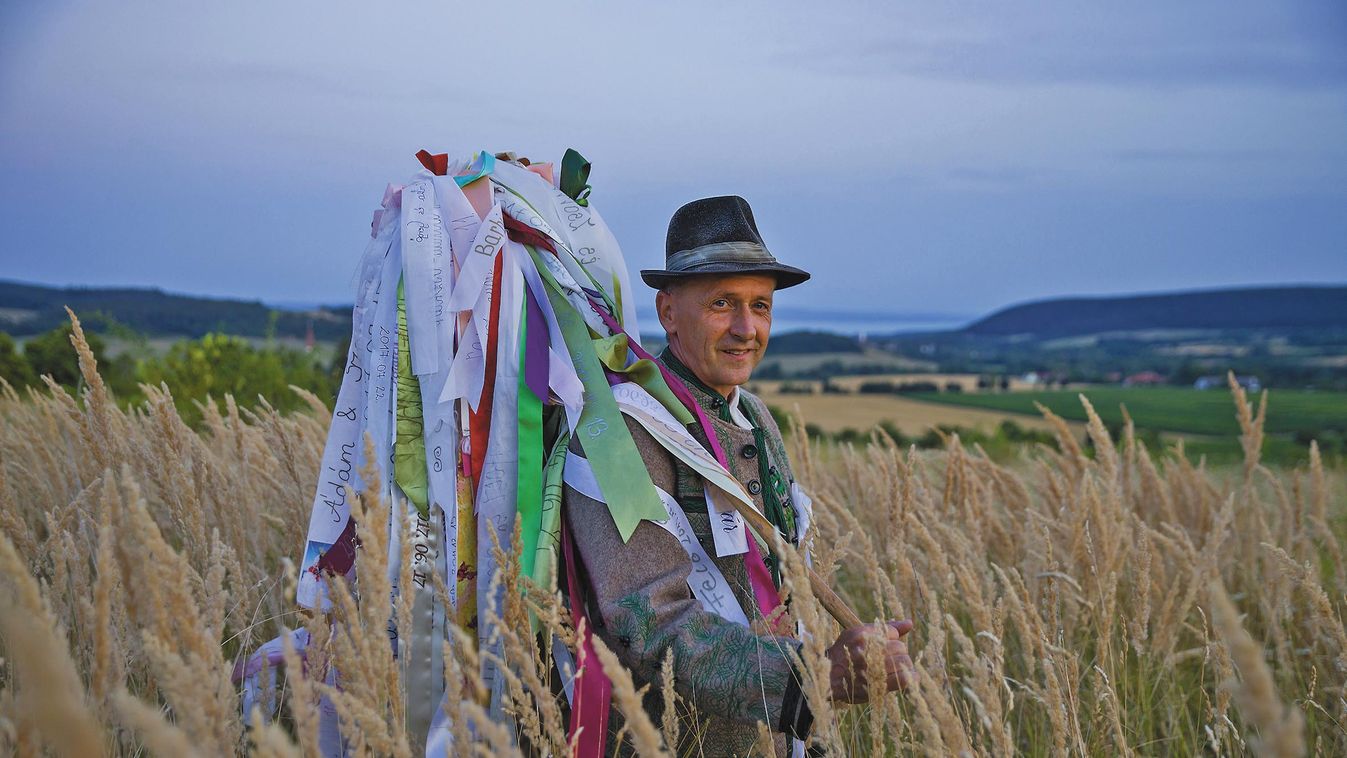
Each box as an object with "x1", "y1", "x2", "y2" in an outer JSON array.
[{"x1": 640, "y1": 261, "x2": 811, "y2": 291}]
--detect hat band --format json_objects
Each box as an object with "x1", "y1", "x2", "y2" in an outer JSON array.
[{"x1": 665, "y1": 241, "x2": 775, "y2": 272}]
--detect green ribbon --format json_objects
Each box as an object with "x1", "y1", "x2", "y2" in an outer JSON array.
[
  {"x1": 528, "y1": 246, "x2": 666, "y2": 541},
  {"x1": 559, "y1": 148, "x2": 592, "y2": 206},
  {"x1": 663, "y1": 347, "x2": 797, "y2": 583},
  {"x1": 530, "y1": 429, "x2": 571, "y2": 633},
  {"x1": 740, "y1": 401, "x2": 796, "y2": 586},
  {"x1": 662, "y1": 347, "x2": 731, "y2": 416},
  {"x1": 592, "y1": 333, "x2": 693, "y2": 425},
  {"x1": 612, "y1": 271, "x2": 625, "y2": 331},
  {"x1": 515, "y1": 300, "x2": 545, "y2": 582},
  {"x1": 498, "y1": 180, "x2": 618, "y2": 320},
  {"x1": 394, "y1": 280, "x2": 429, "y2": 518}
]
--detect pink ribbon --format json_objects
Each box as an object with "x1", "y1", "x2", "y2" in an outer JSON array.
[{"x1": 584, "y1": 298, "x2": 785, "y2": 624}]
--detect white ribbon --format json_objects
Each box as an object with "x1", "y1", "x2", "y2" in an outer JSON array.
[
  {"x1": 514, "y1": 241, "x2": 584, "y2": 427},
  {"x1": 401, "y1": 177, "x2": 442, "y2": 375},
  {"x1": 397, "y1": 172, "x2": 476, "y2": 746},
  {"x1": 492, "y1": 180, "x2": 610, "y2": 336},
  {"x1": 789, "y1": 482, "x2": 813, "y2": 544},
  {"x1": 563, "y1": 455, "x2": 749, "y2": 627},
  {"x1": 239, "y1": 629, "x2": 346, "y2": 757},
  {"x1": 578, "y1": 203, "x2": 641, "y2": 334},
  {"x1": 446, "y1": 203, "x2": 504, "y2": 312},
  {"x1": 398, "y1": 497, "x2": 443, "y2": 748},
  {"x1": 366, "y1": 238, "x2": 402, "y2": 587},
  {"x1": 608, "y1": 382, "x2": 758, "y2": 557},
  {"x1": 474, "y1": 242, "x2": 526, "y2": 722},
  {"x1": 491, "y1": 161, "x2": 640, "y2": 334},
  {"x1": 440, "y1": 204, "x2": 507, "y2": 410},
  {"x1": 297, "y1": 219, "x2": 394, "y2": 608},
  {"x1": 431, "y1": 173, "x2": 481, "y2": 271}
]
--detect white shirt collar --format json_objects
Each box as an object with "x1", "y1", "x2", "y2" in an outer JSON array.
[{"x1": 724, "y1": 386, "x2": 754, "y2": 430}]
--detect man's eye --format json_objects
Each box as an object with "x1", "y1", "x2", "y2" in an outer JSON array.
[{"x1": 712, "y1": 299, "x2": 730, "y2": 308}]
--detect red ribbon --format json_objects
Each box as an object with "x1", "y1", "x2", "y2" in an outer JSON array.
[
  {"x1": 468, "y1": 255, "x2": 505, "y2": 483},
  {"x1": 415, "y1": 149, "x2": 450, "y2": 176},
  {"x1": 563, "y1": 517, "x2": 612, "y2": 758},
  {"x1": 503, "y1": 214, "x2": 557, "y2": 253}
]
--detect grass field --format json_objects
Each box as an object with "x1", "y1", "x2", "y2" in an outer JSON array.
[
  {"x1": 4, "y1": 321, "x2": 1345, "y2": 755},
  {"x1": 752, "y1": 374, "x2": 1049, "y2": 394},
  {"x1": 752, "y1": 385, "x2": 1086, "y2": 437},
  {"x1": 907, "y1": 386, "x2": 1347, "y2": 436},
  {"x1": 753, "y1": 349, "x2": 937, "y2": 376}
]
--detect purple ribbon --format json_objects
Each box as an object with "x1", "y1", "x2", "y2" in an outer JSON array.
[{"x1": 524, "y1": 289, "x2": 549, "y2": 400}]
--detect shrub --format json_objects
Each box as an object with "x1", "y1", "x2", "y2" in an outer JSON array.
[
  {"x1": 0, "y1": 332, "x2": 35, "y2": 388},
  {"x1": 858, "y1": 381, "x2": 897, "y2": 394},
  {"x1": 895, "y1": 381, "x2": 939, "y2": 394}
]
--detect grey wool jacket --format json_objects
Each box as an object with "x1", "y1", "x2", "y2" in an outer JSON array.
[{"x1": 561, "y1": 353, "x2": 813, "y2": 757}]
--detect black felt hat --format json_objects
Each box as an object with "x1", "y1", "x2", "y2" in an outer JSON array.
[{"x1": 640, "y1": 195, "x2": 811, "y2": 290}]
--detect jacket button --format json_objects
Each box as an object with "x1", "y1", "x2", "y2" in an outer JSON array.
[
  {"x1": 748, "y1": 480, "x2": 762, "y2": 495},
  {"x1": 742, "y1": 444, "x2": 758, "y2": 459}
]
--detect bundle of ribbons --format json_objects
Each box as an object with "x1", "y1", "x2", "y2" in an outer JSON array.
[{"x1": 238, "y1": 149, "x2": 799, "y2": 757}]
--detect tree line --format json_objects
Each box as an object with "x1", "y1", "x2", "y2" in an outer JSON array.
[{"x1": 0, "y1": 324, "x2": 341, "y2": 425}]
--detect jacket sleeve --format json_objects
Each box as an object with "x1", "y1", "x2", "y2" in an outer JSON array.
[{"x1": 562, "y1": 415, "x2": 807, "y2": 731}]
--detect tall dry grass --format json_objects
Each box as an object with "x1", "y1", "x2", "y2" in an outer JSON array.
[{"x1": 0, "y1": 314, "x2": 1344, "y2": 756}]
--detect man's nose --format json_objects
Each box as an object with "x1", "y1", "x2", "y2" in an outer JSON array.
[{"x1": 729, "y1": 306, "x2": 756, "y2": 341}]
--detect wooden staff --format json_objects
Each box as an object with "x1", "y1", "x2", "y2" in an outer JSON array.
[{"x1": 728, "y1": 497, "x2": 864, "y2": 629}]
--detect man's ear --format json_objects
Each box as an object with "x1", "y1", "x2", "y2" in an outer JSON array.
[{"x1": 655, "y1": 288, "x2": 677, "y2": 335}]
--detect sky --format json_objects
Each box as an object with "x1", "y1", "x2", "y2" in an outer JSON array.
[{"x1": 2, "y1": 0, "x2": 1345, "y2": 322}]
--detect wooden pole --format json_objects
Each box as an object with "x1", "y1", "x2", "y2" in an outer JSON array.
[{"x1": 728, "y1": 497, "x2": 864, "y2": 629}]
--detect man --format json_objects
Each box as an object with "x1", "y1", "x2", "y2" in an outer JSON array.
[{"x1": 562, "y1": 196, "x2": 914, "y2": 756}]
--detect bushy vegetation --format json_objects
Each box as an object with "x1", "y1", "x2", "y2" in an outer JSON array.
[
  {"x1": 857, "y1": 380, "x2": 942, "y2": 395},
  {"x1": 137, "y1": 334, "x2": 336, "y2": 425},
  {"x1": 772, "y1": 410, "x2": 1061, "y2": 463},
  {"x1": 0, "y1": 322, "x2": 338, "y2": 425}
]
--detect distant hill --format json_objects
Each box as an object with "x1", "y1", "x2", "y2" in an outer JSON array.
[
  {"x1": 766, "y1": 330, "x2": 864, "y2": 354},
  {"x1": 0, "y1": 280, "x2": 351, "y2": 340},
  {"x1": 6, "y1": 279, "x2": 1345, "y2": 346},
  {"x1": 963, "y1": 286, "x2": 1347, "y2": 338}
]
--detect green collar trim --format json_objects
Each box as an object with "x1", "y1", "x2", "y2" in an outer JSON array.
[{"x1": 659, "y1": 347, "x2": 735, "y2": 422}]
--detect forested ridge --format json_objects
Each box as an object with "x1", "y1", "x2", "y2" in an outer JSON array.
[
  {"x1": 964, "y1": 285, "x2": 1347, "y2": 337},
  {"x1": 0, "y1": 279, "x2": 351, "y2": 340}
]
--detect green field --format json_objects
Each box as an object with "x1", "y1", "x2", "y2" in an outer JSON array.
[{"x1": 909, "y1": 386, "x2": 1347, "y2": 437}]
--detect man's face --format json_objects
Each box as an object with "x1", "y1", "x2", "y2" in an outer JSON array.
[{"x1": 656, "y1": 274, "x2": 776, "y2": 397}]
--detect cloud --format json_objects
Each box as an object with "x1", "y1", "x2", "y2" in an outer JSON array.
[
  {"x1": 1, "y1": 0, "x2": 1345, "y2": 314},
  {"x1": 781, "y1": 2, "x2": 1347, "y2": 90}
]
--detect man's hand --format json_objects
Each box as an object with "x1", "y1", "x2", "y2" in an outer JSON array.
[{"x1": 826, "y1": 619, "x2": 916, "y2": 703}]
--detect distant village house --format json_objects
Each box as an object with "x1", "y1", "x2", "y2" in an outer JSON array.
[{"x1": 1122, "y1": 371, "x2": 1167, "y2": 387}]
